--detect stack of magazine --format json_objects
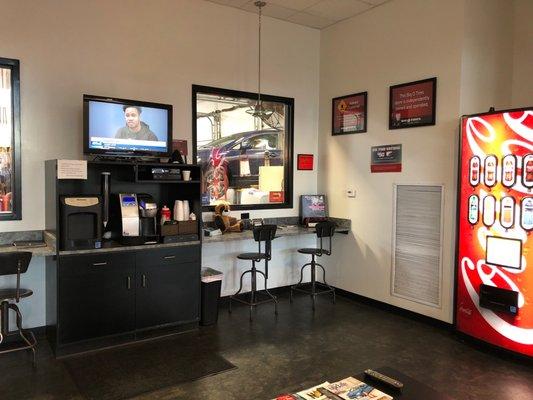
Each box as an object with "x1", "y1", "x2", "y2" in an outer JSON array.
[{"x1": 274, "y1": 376, "x2": 393, "y2": 400}]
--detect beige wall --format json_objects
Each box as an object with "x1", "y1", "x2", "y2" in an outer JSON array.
[
  {"x1": 318, "y1": 0, "x2": 465, "y2": 322},
  {"x1": 512, "y1": 0, "x2": 533, "y2": 107},
  {"x1": 0, "y1": 0, "x2": 320, "y2": 232},
  {"x1": 317, "y1": 0, "x2": 528, "y2": 323},
  {"x1": 460, "y1": 0, "x2": 514, "y2": 114}
]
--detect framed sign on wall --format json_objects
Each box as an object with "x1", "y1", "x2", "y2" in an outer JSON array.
[
  {"x1": 389, "y1": 77, "x2": 436, "y2": 130},
  {"x1": 332, "y1": 91, "x2": 367, "y2": 135}
]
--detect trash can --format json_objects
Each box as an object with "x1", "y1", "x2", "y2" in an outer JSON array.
[{"x1": 200, "y1": 267, "x2": 223, "y2": 326}]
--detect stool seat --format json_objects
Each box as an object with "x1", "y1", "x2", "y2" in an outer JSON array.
[
  {"x1": 0, "y1": 288, "x2": 33, "y2": 302},
  {"x1": 237, "y1": 252, "x2": 268, "y2": 260},
  {"x1": 297, "y1": 248, "x2": 322, "y2": 255}
]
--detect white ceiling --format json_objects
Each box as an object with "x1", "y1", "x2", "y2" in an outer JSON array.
[{"x1": 205, "y1": 0, "x2": 392, "y2": 29}]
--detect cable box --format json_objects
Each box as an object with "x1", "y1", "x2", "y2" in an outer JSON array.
[{"x1": 151, "y1": 168, "x2": 181, "y2": 180}]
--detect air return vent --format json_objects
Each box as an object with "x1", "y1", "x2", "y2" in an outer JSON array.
[{"x1": 392, "y1": 184, "x2": 443, "y2": 307}]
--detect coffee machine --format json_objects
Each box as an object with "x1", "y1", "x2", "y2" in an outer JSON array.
[
  {"x1": 137, "y1": 193, "x2": 158, "y2": 244},
  {"x1": 108, "y1": 193, "x2": 158, "y2": 245}
]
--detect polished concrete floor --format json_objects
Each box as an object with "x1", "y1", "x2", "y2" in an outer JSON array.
[{"x1": 0, "y1": 292, "x2": 532, "y2": 400}]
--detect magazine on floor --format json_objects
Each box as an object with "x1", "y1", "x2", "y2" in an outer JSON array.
[
  {"x1": 325, "y1": 377, "x2": 393, "y2": 400},
  {"x1": 274, "y1": 376, "x2": 392, "y2": 400}
]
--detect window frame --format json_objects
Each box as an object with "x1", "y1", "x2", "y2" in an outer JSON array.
[
  {"x1": 0, "y1": 57, "x2": 21, "y2": 221},
  {"x1": 192, "y1": 84, "x2": 294, "y2": 211}
]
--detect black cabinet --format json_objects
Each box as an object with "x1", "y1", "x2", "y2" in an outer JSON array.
[
  {"x1": 135, "y1": 246, "x2": 200, "y2": 329},
  {"x1": 56, "y1": 244, "x2": 200, "y2": 347},
  {"x1": 58, "y1": 253, "x2": 136, "y2": 343}
]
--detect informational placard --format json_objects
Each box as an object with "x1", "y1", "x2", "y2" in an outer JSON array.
[
  {"x1": 172, "y1": 139, "x2": 188, "y2": 156},
  {"x1": 389, "y1": 77, "x2": 436, "y2": 129},
  {"x1": 371, "y1": 144, "x2": 402, "y2": 173},
  {"x1": 297, "y1": 154, "x2": 314, "y2": 170},
  {"x1": 57, "y1": 159, "x2": 87, "y2": 180},
  {"x1": 332, "y1": 92, "x2": 367, "y2": 135}
]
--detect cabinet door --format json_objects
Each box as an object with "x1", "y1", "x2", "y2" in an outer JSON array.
[
  {"x1": 58, "y1": 253, "x2": 136, "y2": 344},
  {"x1": 136, "y1": 246, "x2": 200, "y2": 329}
]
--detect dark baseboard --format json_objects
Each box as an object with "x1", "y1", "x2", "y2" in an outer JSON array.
[
  {"x1": 29, "y1": 325, "x2": 47, "y2": 338},
  {"x1": 453, "y1": 330, "x2": 533, "y2": 365},
  {"x1": 333, "y1": 287, "x2": 453, "y2": 331}
]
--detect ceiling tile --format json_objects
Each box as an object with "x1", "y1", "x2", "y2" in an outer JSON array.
[
  {"x1": 206, "y1": 0, "x2": 249, "y2": 6},
  {"x1": 361, "y1": 0, "x2": 390, "y2": 5},
  {"x1": 240, "y1": 1, "x2": 298, "y2": 19},
  {"x1": 306, "y1": 0, "x2": 371, "y2": 21},
  {"x1": 266, "y1": 0, "x2": 322, "y2": 11},
  {"x1": 286, "y1": 11, "x2": 336, "y2": 29}
]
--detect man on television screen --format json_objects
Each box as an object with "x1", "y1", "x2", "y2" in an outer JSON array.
[{"x1": 115, "y1": 105, "x2": 158, "y2": 141}]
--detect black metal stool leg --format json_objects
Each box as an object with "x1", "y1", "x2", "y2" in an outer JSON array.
[
  {"x1": 316, "y1": 262, "x2": 336, "y2": 303},
  {"x1": 311, "y1": 256, "x2": 316, "y2": 311},
  {"x1": 229, "y1": 268, "x2": 252, "y2": 314},
  {"x1": 11, "y1": 304, "x2": 36, "y2": 366},
  {"x1": 290, "y1": 262, "x2": 312, "y2": 303},
  {"x1": 256, "y1": 270, "x2": 278, "y2": 315}
]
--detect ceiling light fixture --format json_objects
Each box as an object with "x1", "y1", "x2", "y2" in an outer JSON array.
[{"x1": 247, "y1": 1, "x2": 273, "y2": 119}]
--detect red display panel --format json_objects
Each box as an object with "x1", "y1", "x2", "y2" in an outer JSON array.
[{"x1": 456, "y1": 108, "x2": 533, "y2": 356}]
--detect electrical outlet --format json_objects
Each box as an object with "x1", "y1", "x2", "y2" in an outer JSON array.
[{"x1": 346, "y1": 188, "x2": 356, "y2": 198}]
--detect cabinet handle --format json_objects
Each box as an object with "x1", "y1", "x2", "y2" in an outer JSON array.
[
  {"x1": 163, "y1": 255, "x2": 176, "y2": 260},
  {"x1": 92, "y1": 262, "x2": 108, "y2": 266},
  {"x1": 127, "y1": 276, "x2": 131, "y2": 290},
  {"x1": 142, "y1": 274, "x2": 147, "y2": 288}
]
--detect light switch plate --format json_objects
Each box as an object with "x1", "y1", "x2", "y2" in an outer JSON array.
[{"x1": 347, "y1": 188, "x2": 356, "y2": 198}]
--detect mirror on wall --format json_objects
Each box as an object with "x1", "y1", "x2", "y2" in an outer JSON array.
[
  {"x1": 0, "y1": 57, "x2": 21, "y2": 220},
  {"x1": 192, "y1": 85, "x2": 293, "y2": 210}
]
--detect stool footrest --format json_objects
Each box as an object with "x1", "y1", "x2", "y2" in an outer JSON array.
[
  {"x1": 291, "y1": 282, "x2": 335, "y2": 296},
  {"x1": 230, "y1": 290, "x2": 277, "y2": 307}
]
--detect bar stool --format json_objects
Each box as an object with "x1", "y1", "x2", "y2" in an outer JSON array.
[
  {"x1": 229, "y1": 224, "x2": 277, "y2": 320},
  {"x1": 290, "y1": 221, "x2": 336, "y2": 310},
  {"x1": 0, "y1": 252, "x2": 37, "y2": 365}
]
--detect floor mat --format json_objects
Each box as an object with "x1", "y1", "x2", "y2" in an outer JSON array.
[{"x1": 63, "y1": 335, "x2": 236, "y2": 400}]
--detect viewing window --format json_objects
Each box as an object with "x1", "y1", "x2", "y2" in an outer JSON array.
[
  {"x1": 0, "y1": 58, "x2": 21, "y2": 220},
  {"x1": 192, "y1": 85, "x2": 293, "y2": 210}
]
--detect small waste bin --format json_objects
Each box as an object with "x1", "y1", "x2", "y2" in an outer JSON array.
[{"x1": 200, "y1": 267, "x2": 223, "y2": 326}]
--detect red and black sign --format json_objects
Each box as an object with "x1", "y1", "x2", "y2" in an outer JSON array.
[
  {"x1": 389, "y1": 77, "x2": 436, "y2": 129},
  {"x1": 332, "y1": 92, "x2": 367, "y2": 135},
  {"x1": 297, "y1": 154, "x2": 314, "y2": 170}
]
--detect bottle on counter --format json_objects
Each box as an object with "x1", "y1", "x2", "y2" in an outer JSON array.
[{"x1": 160, "y1": 205, "x2": 171, "y2": 225}]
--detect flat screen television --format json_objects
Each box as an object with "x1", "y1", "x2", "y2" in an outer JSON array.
[{"x1": 83, "y1": 94, "x2": 172, "y2": 157}]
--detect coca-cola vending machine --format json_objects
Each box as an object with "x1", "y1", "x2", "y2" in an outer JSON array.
[{"x1": 455, "y1": 107, "x2": 533, "y2": 357}]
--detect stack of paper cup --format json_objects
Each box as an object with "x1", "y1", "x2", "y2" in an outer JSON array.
[
  {"x1": 173, "y1": 200, "x2": 183, "y2": 221},
  {"x1": 182, "y1": 200, "x2": 190, "y2": 221},
  {"x1": 173, "y1": 200, "x2": 190, "y2": 221}
]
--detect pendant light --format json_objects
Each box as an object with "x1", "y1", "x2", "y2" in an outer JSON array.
[{"x1": 247, "y1": 1, "x2": 273, "y2": 119}]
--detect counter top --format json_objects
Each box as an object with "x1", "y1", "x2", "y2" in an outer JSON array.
[
  {"x1": 0, "y1": 243, "x2": 56, "y2": 257},
  {"x1": 203, "y1": 218, "x2": 351, "y2": 244},
  {"x1": 59, "y1": 239, "x2": 201, "y2": 256},
  {"x1": 0, "y1": 230, "x2": 56, "y2": 256}
]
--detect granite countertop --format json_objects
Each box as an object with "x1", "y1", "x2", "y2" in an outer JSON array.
[
  {"x1": 58, "y1": 240, "x2": 201, "y2": 256},
  {"x1": 0, "y1": 230, "x2": 56, "y2": 257},
  {"x1": 203, "y1": 217, "x2": 351, "y2": 244}
]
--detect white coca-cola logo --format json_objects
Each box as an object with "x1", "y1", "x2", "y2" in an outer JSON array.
[{"x1": 459, "y1": 306, "x2": 472, "y2": 316}]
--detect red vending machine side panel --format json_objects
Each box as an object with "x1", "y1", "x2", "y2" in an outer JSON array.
[{"x1": 456, "y1": 108, "x2": 533, "y2": 356}]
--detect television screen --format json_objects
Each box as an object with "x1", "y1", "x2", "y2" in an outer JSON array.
[{"x1": 84, "y1": 95, "x2": 172, "y2": 156}]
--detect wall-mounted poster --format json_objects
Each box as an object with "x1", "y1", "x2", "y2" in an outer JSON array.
[
  {"x1": 332, "y1": 91, "x2": 367, "y2": 135},
  {"x1": 370, "y1": 144, "x2": 402, "y2": 173},
  {"x1": 389, "y1": 77, "x2": 436, "y2": 129}
]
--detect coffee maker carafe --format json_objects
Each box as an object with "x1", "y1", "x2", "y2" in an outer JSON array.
[{"x1": 138, "y1": 193, "x2": 158, "y2": 244}]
